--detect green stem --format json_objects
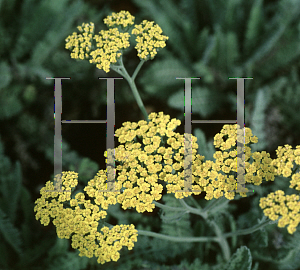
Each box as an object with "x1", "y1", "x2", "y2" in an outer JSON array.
[
  {"x1": 152, "y1": 198, "x2": 275, "y2": 261},
  {"x1": 155, "y1": 198, "x2": 228, "y2": 261},
  {"x1": 132, "y1": 59, "x2": 145, "y2": 82},
  {"x1": 178, "y1": 198, "x2": 207, "y2": 218},
  {"x1": 207, "y1": 219, "x2": 231, "y2": 261},
  {"x1": 137, "y1": 229, "x2": 218, "y2": 243},
  {"x1": 188, "y1": 196, "x2": 202, "y2": 210},
  {"x1": 111, "y1": 57, "x2": 149, "y2": 122},
  {"x1": 153, "y1": 201, "x2": 186, "y2": 212},
  {"x1": 202, "y1": 196, "x2": 229, "y2": 216},
  {"x1": 223, "y1": 219, "x2": 277, "y2": 238},
  {"x1": 154, "y1": 200, "x2": 206, "y2": 218},
  {"x1": 136, "y1": 218, "x2": 276, "y2": 245}
]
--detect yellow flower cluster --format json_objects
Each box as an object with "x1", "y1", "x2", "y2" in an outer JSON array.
[
  {"x1": 131, "y1": 20, "x2": 169, "y2": 60},
  {"x1": 89, "y1": 28, "x2": 130, "y2": 72},
  {"x1": 34, "y1": 171, "x2": 138, "y2": 264},
  {"x1": 193, "y1": 124, "x2": 276, "y2": 200},
  {"x1": 65, "y1": 11, "x2": 169, "y2": 72},
  {"x1": 260, "y1": 190, "x2": 300, "y2": 234},
  {"x1": 272, "y1": 144, "x2": 300, "y2": 179},
  {"x1": 65, "y1": 22, "x2": 94, "y2": 60},
  {"x1": 108, "y1": 112, "x2": 204, "y2": 205},
  {"x1": 108, "y1": 114, "x2": 279, "y2": 204},
  {"x1": 103, "y1": 10, "x2": 135, "y2": 28},
  {"x1": 259, "y1": 144, "x2": 300, "y2": 234}
]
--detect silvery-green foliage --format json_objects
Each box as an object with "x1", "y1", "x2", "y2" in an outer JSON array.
[
  {"x1": 223, "y1": 246, "x2": 252, "y2": 270},
  {"x1": 132, "y1": 0, "x2": 300, "y2": 143},
  {"x1": 249, "y1": 87, "x2": 270, "y2": 152}
]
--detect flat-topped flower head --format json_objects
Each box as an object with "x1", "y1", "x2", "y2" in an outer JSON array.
[
  {"x1": 193, "y1": 124, "x2": 277, "y2": 200},
  {"x1": 78, "y1": 224, "x2": 138, "y2": 264},
  {"x1": 89, "y1": 28, "x2": 130, "y2": 72},
  {"x1": 35, "y1": 171, "x2": 139, "y2": 264},
  {"x1": 65, "y1": 21, "x2": 130, "y2": 73},
  {"x1": 65, "y1": 11, "x2": 168, "y2": 72},
  {"x1": 260, "y1": 190, "x2": 300, "y2": 234},
  {"x1": 272, "y1": 144, "x2": 300, "y2": 177},
  {"x1": 103, "y1": 10, "x2": 135, "y2": 29},
  {"x1": 65, "y1": 22, "x2": 94, "y2": 60},
  {"x1": 110, "y1": 112, "x2": 204, "y2": 203},
  {"x1": 131, "y1": 20, "x2": 169, "y2": 61}
]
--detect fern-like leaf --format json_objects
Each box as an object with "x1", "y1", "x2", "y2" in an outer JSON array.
[
  {"x1": 0, "y1": 208, "x2": 23, "y2": 256},
  {"x1": 223, "y1": 246, "x2": 252, "y2": 270},
  {"x1": 244, "y1": 0, "x2": 264, "y2": 55}
]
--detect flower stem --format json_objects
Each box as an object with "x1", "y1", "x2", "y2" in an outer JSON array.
[
  {"x1": 137, "y1": 229, "x2": 218, "y2": 243},
  {"x1": 155, "y1": 198, "x2": 228, "y2": 260},
  {"x1": 154, "y1": 200, "x2": 207, "y2": 218},
  {"x1": 202, "y1": 196, "x2": 229, "y2": 216},
  {"x1": 111, "y1": 57, "x2": 149, "y2": 122},
  {"x1": 135, "y1": 216, "x2": 276, "y2": 244},
  {"x1": 207, "y1": 219, "x2": 231, "y2": 261},
  {"x1": 152, "y1": 198, "x2": 275, "y2": 261},
  {"x1": 178, "y1": 198, "x2": 207, "y2": 218},
  {"x1": 153, "y1": 201, "x2": 186, "y2": 212},
  {"x1": 223, "y1": 218, "x2": 277, "y2": 238},
  {"x1": 188, "y1": 196, "x2": 202, "y2": 210},
  {"x1": 132, "y1": 60, "x2": 145, "y2": 82}
]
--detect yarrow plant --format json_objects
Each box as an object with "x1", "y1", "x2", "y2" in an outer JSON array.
[{"x1": 35, "y1": 10, "x2": 300, "y2": 266}]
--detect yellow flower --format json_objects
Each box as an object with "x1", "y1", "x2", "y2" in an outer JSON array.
[
  {"x1": 65, "y1": 23, "x2": 94, "y2": 60},
  {"x1": 132, "y1": 20, "x2": 168, "y2": 61},
  {"x1": 290, "y1": 173, "x2": 300, "y2": 190},
  {"x1": 104, "y1": 10, "x2": 135, "y2": 28}
]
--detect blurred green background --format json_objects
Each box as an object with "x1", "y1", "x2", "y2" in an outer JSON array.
[{"x1": 0, "y1": 0, "x2": 300, "y2": 269}]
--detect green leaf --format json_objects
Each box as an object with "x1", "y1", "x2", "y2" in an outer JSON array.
[
  {"x1": 0, "y1": 85, "x2": 23, "y2": 119},
  {"x1": 0, "y1": 208, "x2": 23, "y2": 256},
  {"x1": 46, "y1": 251, "x2": 89, "y2": 270},
  {"x1": 139, "y1": 57, "x2": 190, "y2": 97},
  {"x1": 252, "y1": 227, "x2": 268, "y2": 248},
  {"x1": 0, "y1": 138, "x2": 22, "y2": 222},
  {"x1": 224, "y1": 0, "x2": 243, "y2": 31},
  {"x1": 210, "y1": 25, "x2": 239, "y2": 74},
  {"x1": 0, "y1": 231, "x2": 9, "y2": 268},
  {"x1": 150, "y1": 194, "x2": 193, "y2": 263},
  {"x1": 244, "y1": 0, "x2": 264, "y2": 54},
  {"x1": 13, "y1": 2, "x2": 53, "y2": 60},
  {"x1": 17, "y1": 234, "x2": 55, "y2": 267},
  {"x1": 196, "y1": 27, "x2": 212, "y2": 63},
  {"x1": 225, "y1": 246, "x2": 252, "y2": 270},
  {"x1": 20, "y1": 186, "x2": 34, "y2": 247},
  {"x1": 167, "y1": 88, "x2": 183, "y2": 111},
  {"x1": 243, "y1": 23, "x2": 287, "y2": 73},
  {"x1": 192, "y1": 87, "x2": 225, "y2": 117},
  {"x1": 167, "y1": 86, "x2": 224, "y2": 118},
  {"x1": 10, "y1": 161, "x2": 22, "y2": 222},
  {"x1": 28, "y1": 64, "x2": 54, "y2": 84},
  {"x1": 193, "y1": 60, "x2": 214, "y2": 84},
  {"x1": 225, "y1": 31, "x2": 239, "y2": 70},
  {"x1": 160, "y1": 196, "x2": 192, "y2": 236},
  {"x1": 78, "y1": 157, "x2": 99, "y2": 184},
  {"x1": 47, "y1": 238, "x2": 69, "y2": 258},
  {"x1": 249, "y1": 87, "x2": 270, "y2": 152},
  {"x1": 252, "y1": 262, "x2": 260, "y2": 270},
  {"x1": 0, "y1": 61, "x2": 12, "y2": 89}
]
